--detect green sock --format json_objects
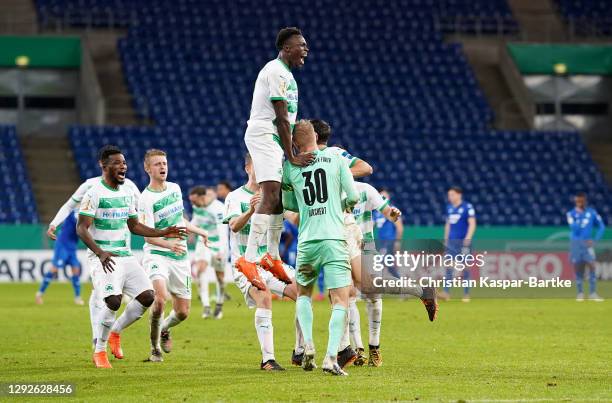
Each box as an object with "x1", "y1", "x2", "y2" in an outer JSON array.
[
  {"x1": 296, "y1": 296, "x2": 313, "y2": 344},
  {"x1": 326, "y1": 304, "x2": 347, "y2": 358}
]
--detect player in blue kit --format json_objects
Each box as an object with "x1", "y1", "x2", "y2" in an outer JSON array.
[
  {"x1": 440, "y1": 187, "x2": 476, "y2": 302},
  {"x1": 567, "y1": 192, "x2": 605, "y2": 302},
  {"x1": 36, "y1": 211, "x2": 83, "y2": 306}
]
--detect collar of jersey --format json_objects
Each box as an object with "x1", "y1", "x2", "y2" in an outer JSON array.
[
  {"x1": 146, "y1": 184, "x2": 167, "y2": 193},
  {"x1": 277, "y1": 58, "x2": 291, "y2": 72},
  {"x1": 101, "y1": 178, "x2": 119, "y2": 192},
  {"x1": 241, "y1": 185, "x2": 255, "y2": 195}
]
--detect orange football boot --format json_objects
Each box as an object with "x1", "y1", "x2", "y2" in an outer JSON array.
[
  {"x1": 235, "y1": 257, "x2": 267, "y2": 290},
  {"x1": 259, "y1": 253, "x2": 292, "y2": 284},
  {"x1": 93, "y1": 351, "x2": 112, "y2": 368},
  {"x1": 108, "y1": 332, "x2": 124, "y2": 359}
]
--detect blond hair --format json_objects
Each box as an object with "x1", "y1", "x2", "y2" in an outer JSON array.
[{"x1": 143, "y1": 149, "x2": 167, "y2": 166}]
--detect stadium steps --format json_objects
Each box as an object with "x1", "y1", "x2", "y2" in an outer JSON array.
[
  {"x1": 507, "y1": 0, "x2": 568, "y2": 41},
  {"x1": 586, "y1": 143, "x2": 612, "y2": 186},
  {"x1": 85, "y1": 32, "x2": 145, "y2": 126},
  {"x1": 454, "y1": 37, "x2": 529, "y2": 130},
  {"x1": 20, "y1": 136, "x2": 81, "y2": 223},
  {"x1": 0, "y1": 0, "x2": 37, "y2": 34}
]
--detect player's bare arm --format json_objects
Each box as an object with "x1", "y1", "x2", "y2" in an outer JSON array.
[
  {"x1": 273, "y1": 101, "x2": 313, "y2": 167},
  {"x1": 229, "y1": 193, "x2": 260, "y2": 232},
  {"x1": 465, "y1": 217, "x2": 476, "y2": 246},
  {"x1": 184, "y1": 220, "x2": 209, "y2": 245},
  {"x1": 382, "y1": 205, "x2": 402, "y2": 222},
  {"x1": 350, "y1": 159, "x2": 373, "y2": 178},
  {"x1": 76, "y1": 214, "x2": 116, "y2": 272},
  {"x1": 127, "y1": 216, "x2": 187, "y2": 239}
]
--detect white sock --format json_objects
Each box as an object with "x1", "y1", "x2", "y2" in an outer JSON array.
[
  {"x1": 266, "y1": 213, "x2": 284, "y2": 260},
  {"x1": 215, "y1": 279, "x2": 225, "y2": 305},
  {"x1": 294, "y1": 316, "x2": 304, "y2": 355},
  {"x1": 89, "y1": 291, "x2": 102, "y2": 341},
  {"x1": 162, "y1": 310, "x2": 182, "y2": 331},
  {"x1": 339, "y1": 317, "x2": 350, "y2": 351},
  {"x1": 349, "y1": 297, "x2": 364, "y2": 349},
  {"x1": 245, "y1": 213, "x2": 269, "y2": 262},
  {"x1": 255, "y1": 308, "x2": 275, "y2": 362},
  {"x1": 150, "y1": 309, "x2": 163, "y2": 349},
  {"x1": 366, "y1": 298, "x2": 382, "y2": 347},
  {"x1": 199, "y1": 271, "x2": 210, "y2": 308},
  {"x1": 111, "y1": 299, "x2": 147, "y2": 333},
  {"x1": 95, "y1": 306, "x2": 116, "y2": 353}
]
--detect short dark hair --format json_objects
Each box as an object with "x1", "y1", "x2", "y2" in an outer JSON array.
[
  {"x1": 575, "y1": 192, "x2": 587, "y2": 198},
  {"x1": 448, "y1": 186, "x2": 463, "y2": 194},
  {"x1": 378, "y1": 186, "x2": 390, "y2": 193},
  {"x1": 311, "y1": 119, "x2": 331, "y2": 145},
  {"x1": 276, "y1": 27, "x2": 302, "y2": 51},
  {"x1": 97, "y1": 145, "x2": 122, "y2": 164},
  {"x1": 244, "y1": 152, "x2": 252, "y2": 165},
  {"x1": 189, "y1": 185, "x2": 207, "y2": 196},
  {"x1": 218, "y1": 180, "x2": 233, "y2": 191}
]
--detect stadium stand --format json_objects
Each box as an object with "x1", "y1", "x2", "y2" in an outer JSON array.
[
  {"x1": 0, "y1": 126, "x2": 38, "y2": 223},
  {"x1": 555, "y1": 0, "x2": 612, "y2": 36},
  {"x1": 38, "y1": 0, "x2": 611, "y2": 226}
]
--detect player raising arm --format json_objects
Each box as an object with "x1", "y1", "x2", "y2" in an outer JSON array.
[{"x1": 76, "y1": 146, "x2": 186, "y2": 368}]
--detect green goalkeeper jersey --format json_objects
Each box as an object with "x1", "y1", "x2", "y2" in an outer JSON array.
[{"x1": 282, "y1": 147, "x2": 359, "y2": 245}]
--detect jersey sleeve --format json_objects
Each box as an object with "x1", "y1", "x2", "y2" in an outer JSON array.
[
  {"x1": 126, "y1": 179, "x2": 142, "y2": 206},
  {"x1": 138, "y1": 194, "x2": 155, "y2": 226},
  {"x1": 467, "y1": 203, "x2": 476, "y2": 218},
  {"x1": 70, "y1": 180, "x2": 93, "y2": 203},
  {"x1": 128, "y1": 194, "x2": 138, "y2": 219},
  {"x1": 268, "y1": 69, "x2": 289, "y2": 101},
  {"x1": 365, "y1": 183, "x2": 388, "y2": 212},
  {"x1": 339, "y1": 159, "x2": 358, "y2": 208},
  {"x1": 593, "y1": 210, "x2": 606, "y2": 241},
  {"x1": 222, "y1": 193, "x2": 242, "y2": 224},
  {"x1": 79, "y1": 189, "x2": 98, "y2": 218}
]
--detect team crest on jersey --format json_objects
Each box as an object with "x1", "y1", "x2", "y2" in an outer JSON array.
[
  {"x1": 105, "y1": 284, "x2": 113, "y2": 292},
  {"x1": 151, "y1": 264, "x2": 159, "y2": 270}
]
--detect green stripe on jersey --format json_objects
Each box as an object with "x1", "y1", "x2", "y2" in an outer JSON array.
[
  {"x1": 150, "y1": 249, "x2": 187, "y2": 261},
  {"x1": 153, "y1": 192, "x2": 182, "y2": 213},
  {"x1": 155, "y1": 211, "x2": 183, "y2": 229},
  {"x1": 94, "y1": 218, "x2": 127, "y2": 230},
  {"x1": 104, "y1": 249, "x2": 132, "y2": 257},
  {"x1": 356, "y1": 210, "x2": 372, "y2": 223},
  {"x1": 98, "y1": 196, "x2": 131, "y2": 209},
  {"x1": 95, "y1": 239, "x2": 127, "y2": 247},
  {"x1": 208, "y1": 235, "x2": 220, "y2": 242}
]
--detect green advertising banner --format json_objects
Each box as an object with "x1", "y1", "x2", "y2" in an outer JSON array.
[
  {"x1": 0, "y1": 36, "x2": 81, "y2": 68},
  {"x1": 2, "y1": 225, "x2": 610, "y2": 250},
  {"x1": 507, "y1": 43, "x2": 612, "y2": 75}
]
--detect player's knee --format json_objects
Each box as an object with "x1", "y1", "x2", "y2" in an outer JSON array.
[
  {"x1": 176, "y1": 309, "x2": 189, "y2": 321},
  {"x1": 255, "y1": 290, "x2": 272, "y2": 309},
  {"x1": 152, "y1": 297, "x2": 165, "y2": 313},
  {"x1": 105, "y1": 295, "x2": 122, "y2": 311},
  {"x1": 136, "y1": 290, "x2": 155, "y2": 307}
]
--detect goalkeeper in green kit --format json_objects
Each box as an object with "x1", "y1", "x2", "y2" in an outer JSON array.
[{"x1": 282, "y1": 119, "x2": 359, "y2": 376}]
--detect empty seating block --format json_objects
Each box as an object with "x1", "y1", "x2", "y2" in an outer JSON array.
[{"x1": 0, "y1": 126, "x2": 38, "y2": 223}]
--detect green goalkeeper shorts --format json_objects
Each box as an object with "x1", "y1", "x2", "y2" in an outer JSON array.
[{"x1": 296, "y1": 239, "x2": 351, "y2": 290}]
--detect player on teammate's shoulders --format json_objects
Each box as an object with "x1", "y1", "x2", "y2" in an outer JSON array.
[
  {"x1": 47, "y1": 145, "x2": 141, "y2": 350},
  {"x1": 282, "y1": 120, "x2": 359, "y2": 376},
  {"x1": 190, "y1": 186, "x2": 228, "y2": 319},
  {"x1": 76, "y1": 145, "x2": 186, "y2": 368},
  {"x1": 139, "y1": 149, "x2": 210, "y2": 362},
  {"x1": 223, "y1": 153, "x2": 303, "y2": 371},
  {"x1": 36, "y1": 209, "x2": 83, "y2": 306},
  {"x1": 440, "y1": 186, "x2": 477, "y2": 302},
  {"x1": 238, "y1": 27, "x2": 314, "y2": 290},
  {"x1": 567, "y1": 192, "x2": 605, "y2": 302}
]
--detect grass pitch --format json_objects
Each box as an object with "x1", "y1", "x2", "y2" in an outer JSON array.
[{"x1": 0, "y1": 283, "x2": 610, "y2": 402}]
